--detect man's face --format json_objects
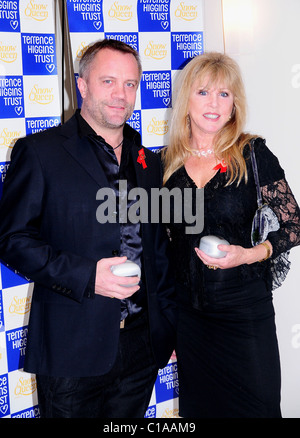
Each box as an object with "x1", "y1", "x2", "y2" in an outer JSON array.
[{"x1": 78, "y1": 48, "x2": 140, "y2": 133}]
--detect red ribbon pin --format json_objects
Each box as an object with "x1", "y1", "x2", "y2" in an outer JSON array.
[
  {"x1": 137, "y1": 148, "x2": 147, "y2": 169},
  {"x1": 213, "y1": 160, "x2": 227, "y2": 173}
]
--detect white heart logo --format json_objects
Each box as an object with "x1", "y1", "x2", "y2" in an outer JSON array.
[
  {"x1": 46, "y1": 64, "x2": 55, "y2": 73},
  {"x1": 0, "y1": 405, "x2": 8, "y2": 415},
  {"x1": 15, "y1": 106, "x2": 23, "y2": 116},
  {"x1": 10, "y1": 21, "x2": 18, "y2": 30},
  {"x1": 93, "y1": 21, "x2": 102, "y2": 30}
]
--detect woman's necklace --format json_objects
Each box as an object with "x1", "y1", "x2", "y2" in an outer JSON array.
[
  {"x1": 190, "y1": 148, "x2": 214, "y2": 158},
  {"x1": 184, "y1": 144, "x2": 227, "y2": 172},
  {"x1": 184, "y1": 145, "x2": 214, "y2": 158},
  {"x1": 113, "y1": 139, "x2": 123, "y2": 150}
]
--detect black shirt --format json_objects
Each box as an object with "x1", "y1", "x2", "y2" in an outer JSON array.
[{"x1": 76, "y1": 110, "x2": 146, "y2": 320}]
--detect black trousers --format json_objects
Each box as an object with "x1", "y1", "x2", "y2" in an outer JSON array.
[{"x1": 36, "y1": 314, "x2": 158, "y2": 418}]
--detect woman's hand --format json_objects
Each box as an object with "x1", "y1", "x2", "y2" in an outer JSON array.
[{"x1": 194, "y1": 240, "x2": 272, "y2": 269}]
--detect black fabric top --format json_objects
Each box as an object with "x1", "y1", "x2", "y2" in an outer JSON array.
[{"x1": 165, "y1": 137, "x2": 300, "y2": 307}]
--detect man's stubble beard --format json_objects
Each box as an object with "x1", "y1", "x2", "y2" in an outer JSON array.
[{"x1": 92, "y1": 99, "x2": 134, "y2": 130}]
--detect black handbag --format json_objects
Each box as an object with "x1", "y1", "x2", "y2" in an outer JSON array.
[{"x1": 250, "y1": 139, "x2": 290, "y2": 290}]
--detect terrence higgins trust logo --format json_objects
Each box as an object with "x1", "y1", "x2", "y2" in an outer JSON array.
[{"x1": 96, "y1": 180, "x2": 204, "y2": 235}]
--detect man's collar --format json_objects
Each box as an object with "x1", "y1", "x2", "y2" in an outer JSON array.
[
  {"x1": 75, "y1": 109, "x2": 141, "y2": 147},
  {"x1": 76, "y1": 109, "x2": 101, "y2": 139}
]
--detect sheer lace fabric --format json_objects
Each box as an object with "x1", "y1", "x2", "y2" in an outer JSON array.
[
  {"x1": 261, "y1": 179, "x2": 300, "y2": 289},
  {"x1": 262, "y1": 179, "x2": 300, "y2": 257}
]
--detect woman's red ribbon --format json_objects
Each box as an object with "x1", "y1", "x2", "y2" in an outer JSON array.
[{"x1": 213, "y1": 160, "x2": 227, "y2": 173}]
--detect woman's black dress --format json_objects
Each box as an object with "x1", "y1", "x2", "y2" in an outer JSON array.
[{"x1": 165, "y1": 138, "x2": 300, "y2": 418}]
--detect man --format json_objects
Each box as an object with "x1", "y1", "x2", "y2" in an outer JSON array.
[{"x1": 0, "y1": 39, "x2": 176, "y2": 418}]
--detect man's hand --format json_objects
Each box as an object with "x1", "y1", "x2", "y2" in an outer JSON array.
[{"x1": 95, "y1": 256, "x2": 140, "y2": 299}]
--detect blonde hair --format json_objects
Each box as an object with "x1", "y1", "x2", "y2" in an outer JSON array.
[{"x1": 162, "y1": 52, "x2": 256, "y2": 185}]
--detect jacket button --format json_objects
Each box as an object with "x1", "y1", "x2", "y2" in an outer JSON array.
[{"x1": 112, "y1": 249, "x2": 119, "y2": 256}]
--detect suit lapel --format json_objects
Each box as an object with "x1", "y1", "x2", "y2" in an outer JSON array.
[
  {"x1": 59, "y1": 115, "x2": 158, "y2": 190},
  {"x1": 132, "y1": 146, "x2": 161, "y2": 193},
  {"x1": 62, "y1": 133, "x2": 110, "y2": 188}
]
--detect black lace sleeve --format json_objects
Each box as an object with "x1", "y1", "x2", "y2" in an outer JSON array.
[
  {"x1": 261, "y1": 179, "x2": 300, "y2": 258},
  {"x1": 251, "y1": 138, "x2": 300, "y2": 258},
  {"x1": 250, "y1": 138, "x2": 300, "y2": 290}
]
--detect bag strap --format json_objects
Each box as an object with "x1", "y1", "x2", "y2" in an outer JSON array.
[{"x1": 250, "y1": 138, "x2": 263, "y2": 207}]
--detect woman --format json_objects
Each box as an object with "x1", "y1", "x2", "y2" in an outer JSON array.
[{"x1": 162, "y1": 52, "x2": 300, "y2": 418}]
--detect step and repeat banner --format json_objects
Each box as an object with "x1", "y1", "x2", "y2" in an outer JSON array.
[
  {"x1": 0, "y1": 0, "x2": 204, "y2": 418},
  {"x1": 67, "y1": 0, "x2": 204, "y2": 152}
]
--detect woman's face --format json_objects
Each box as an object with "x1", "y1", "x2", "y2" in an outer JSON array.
[{"x1": 187, "y1": 76, "x2": 234, "y2": 141}]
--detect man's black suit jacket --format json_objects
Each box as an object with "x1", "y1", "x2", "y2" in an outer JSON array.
[{"x1": 0, "y1": 114, "x2": 176, "y2": 377}]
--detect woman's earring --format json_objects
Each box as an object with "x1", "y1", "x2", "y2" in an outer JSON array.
[
  {"x1": 186, "y1": 114, "x2": 191, "y2": 129},
  {"x1": 229, "y1": 106, "x2": 236, "y2": 120}
]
